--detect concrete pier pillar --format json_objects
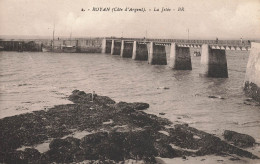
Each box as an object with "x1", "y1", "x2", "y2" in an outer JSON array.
[
  {"x1": 200, "y1": 44, "x2": 228, "y2": 78},
  {"x1": 111, "y1": 40, "x2": 115, "y2": 55},
  {"x1": 148, "y1": 42, "x2": 154, "y2": 64},
  {"x1": 132, "y1": 41, "x2": 137, "y2": 59},
  {"x1": 120, "y1": 40, "x2": 124, "y2": 57},
  {"x1": 244, "y1": 42, "x2": 260, "y2": 102},
  {"x1": 101, "y1": 39, "x2": 106, "y2": 54},
  {"x1": 168, "y1": 43, "x2": 192, "y2": 70},
  {"x1": 148, "y1": 42, "x2": 167, "y2": 65},
  {"x1": 132, "y1": 42, "x2": 148, "y2": 60}
]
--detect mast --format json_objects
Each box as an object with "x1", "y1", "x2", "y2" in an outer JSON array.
[
  {"x1": 144, "y1": 30, "x2": 147, "y2": 41},
  {"x1": 187, "y1": 28, "x2": 189, "y2": 40},
  {"x1": 52, "y1": 23, "x2": 55, "y2": 50},
  {"x1": 69, "y1": 26, "x2": 73, "y2": 46},
  {"x1": 70, "y1": 31, "x2": 72, "y2": 46}
]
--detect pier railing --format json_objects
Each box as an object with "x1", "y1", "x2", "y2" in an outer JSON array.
[{"x1": 105, "y1": 37, "x2": 253, "y2": 47}]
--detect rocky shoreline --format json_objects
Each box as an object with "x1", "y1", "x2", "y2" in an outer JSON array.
[{"x1": 0, "y1": 90, "x2": 259, "y2": 163}]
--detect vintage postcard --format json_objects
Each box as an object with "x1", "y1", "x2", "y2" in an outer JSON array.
[{"x1": 0, "y1": 0, "x2": 259, "y2": 163}]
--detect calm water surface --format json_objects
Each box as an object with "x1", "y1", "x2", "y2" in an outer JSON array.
[{"x1": 0, "y1": 50, "x2": 259, "y2": 158}]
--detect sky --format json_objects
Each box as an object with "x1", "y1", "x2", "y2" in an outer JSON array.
[{"x1": 0, "y1": 0, "x2": 259, "y2": 40}]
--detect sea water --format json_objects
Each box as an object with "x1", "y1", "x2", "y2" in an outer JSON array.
[{"x1": 0, "y1": 50, "x2": 259, "y2": 163}]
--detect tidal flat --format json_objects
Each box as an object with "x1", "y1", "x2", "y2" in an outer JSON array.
[{"x1": 0, "y1": 90, "x2": 259, "y2": 163}]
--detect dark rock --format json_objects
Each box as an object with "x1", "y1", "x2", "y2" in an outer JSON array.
[
  {"x1": 95, "y1": 95, "x2": 116, "y2": 105},
  {"x1": 0, "y1": 151, "x2": 28, "y2": 164},
  {"x1": 128, "y1": 111, "x2": 170, "y2": 130},
  {"x1": 73, "y1": 150, "x2": 87, "y2": 163},
  {"x1": 81, "y1": 132, "x2": 108, "y2": 147},
  {"x1": 131, "y1": 102, "x2": 149, "y2": 110},
  {"x1": 80, "y1": 131, "x2": 157, "y2": 162},
  {"x1": 208, "y1": 95, "x2": 218, "y2": 98},
  {"x1": 244, "y1": 81, "x2": 260, "y2": 103},
  {"x1": 69, "y1": 90, "x2": 115, "y2": 105},
  {"x1": 113, "y1": 102, "x2": 136, "y2": 113},
  {"x1": 229, "y1": 157, "x2": 240, "y2": 161},
  {"x1": 168, "y1": 124, "x2": 259, "y2": 159},
  {"x1": 24, "y1": 148, "x2": 41, "y2": 160},
  {"x1": 243, "y1": 98, "x2": 260, "y2": 106},
  {"x1": 124, "y1": 130, "x2": 158, "y2": 162},
  {"x1": 47, "y1": 137, "x2": 81, "y2": 163},
  {"x1": 154, "y1": 142, "x2": 178, "y2": 158},
  {"x1": 72, "y1": 89, "x2": 87, "y2": 96},
  {"x1": 49, "y1": 137, "x2": 81, "y2": 152},
  {"x1": 69, "y1": 90, "x2": 90, "y2": 103},
  {"x1": 208, "y1": 95, "x2": 225, "y2": 99},
  {"x1": 157, "y1": 86, "x2": 170, "y2": 90},
  {"x1": 159, "y1": 113, "x2": 166, "y2": 115},
  {"x1": 245, "y1": 98, "x2": 254, "y2": 102},
  {"x1": 223, "y1": 130, "x2": 256, "y2": 148},
  {"x1": 115, "y1": 102, "x2": 149, "y2": 111},
  {"x1": 1, "y1": 148, "x2": 42, "y2": 163}
]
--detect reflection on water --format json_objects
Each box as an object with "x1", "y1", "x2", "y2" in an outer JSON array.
[{"x1": 0, "y1": 50, "x2": 259, "y2": 144}]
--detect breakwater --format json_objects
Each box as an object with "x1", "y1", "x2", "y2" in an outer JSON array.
[
  {"x1": 0, "y1": 40, "x2": 42, "y2": 52},
  {"x1": 0, "y1": 38, "x2": 104, "y2": 53},
  {"x1": 0, "y1": 37, "x2": 255, "y2": 53}
]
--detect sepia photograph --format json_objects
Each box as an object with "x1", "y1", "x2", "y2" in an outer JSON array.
[{"x1": 0, "y1": 0, "x2": 260, "y2": 163}]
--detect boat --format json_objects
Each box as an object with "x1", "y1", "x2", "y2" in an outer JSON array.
[
  {"x1": 0, "y1": 46, "x2": 4, "y2": 51},
  {"x1": 62, "y1": 30, "x2": 77, "y2": 53},
  {"x1": 17, "y1": 42, "x2": 23, "y2": 52},
  {"x1": 42, "y1": 46, "x2": 52, "y2": 52},
  {"x1": 41, "y1": 23, "x2": 55, "y2": 52},
  {"x1": 42, "y1": 44, "x2": 76, "y2": 53},
  {"x1": 62, "y1": 45, "x2": 77, "y2": 53},
  {"x1": 42, "y1": 23, "x2": 77, "y2": 53}
]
